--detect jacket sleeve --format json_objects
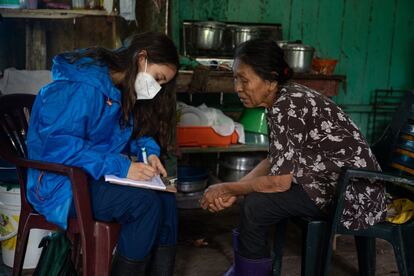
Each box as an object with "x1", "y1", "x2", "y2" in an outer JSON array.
[
  {"x1": 28, "y1": 82, "x2": 131, "y2": 180},
  {"x1": 130, "y1": 136, "x2": 161, "y2": 162}
]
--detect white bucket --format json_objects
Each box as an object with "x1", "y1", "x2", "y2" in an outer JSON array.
[{"x1": 0, "y1": 185, "x2": 50, "y2": 269}]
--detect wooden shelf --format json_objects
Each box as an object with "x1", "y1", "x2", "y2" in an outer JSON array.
[
  {"x1": 0, "y1": 8, "x2": 117, "y2": 19},
  {"x1": 176, "y1": 70, "x2": 346, "y2": 97},
  {"x1": 179, "y1": 144, "x2": 268, "y2": 154}
]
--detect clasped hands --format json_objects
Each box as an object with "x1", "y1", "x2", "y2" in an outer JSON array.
[
  {"x1": 200, "y1": 183, "x2": 237, "y2": 212},
  {"x1": 127, "y1": 154, "x2": 167, "y2": 180}
]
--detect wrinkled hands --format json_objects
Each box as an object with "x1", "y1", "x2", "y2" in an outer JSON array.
[
  {"x1": 200, "y1": 183, "x2": 237, "y2": 212},
  {"x1": 127, "y1": 155, "x2": 167, "y2": 181}
]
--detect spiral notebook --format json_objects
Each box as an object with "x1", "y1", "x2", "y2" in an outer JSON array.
[{"x1": 105, "y1": 175, "x2": 167, "y2": 191}]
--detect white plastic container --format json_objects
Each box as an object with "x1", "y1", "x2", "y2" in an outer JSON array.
[{"x1": 0, "y1": 185, "x2": 50, "y2": 269}]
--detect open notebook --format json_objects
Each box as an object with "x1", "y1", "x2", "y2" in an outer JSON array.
[{"x1": 105, "y1": 175, "x2": 167, "y2": 191}]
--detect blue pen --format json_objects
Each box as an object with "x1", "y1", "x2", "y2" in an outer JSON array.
[{"x1": 141, "y1": 147, "x2": 148, "y2": 164}]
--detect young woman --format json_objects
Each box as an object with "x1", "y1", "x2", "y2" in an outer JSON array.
[
  {"x1": 27, "y1": 32, "x2": 179, "y2": 275},
  {"x1": 200, "y1": 39, "x2": 387, "y2": 275}
]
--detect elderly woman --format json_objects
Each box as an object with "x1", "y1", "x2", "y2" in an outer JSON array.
[{"x1": 200, "y1": 39, "x2": 387, "y2": 275}]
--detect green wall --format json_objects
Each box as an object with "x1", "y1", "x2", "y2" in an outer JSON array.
[{"x1": 171, "y1": 0, "x2": 414, "y2": 142}]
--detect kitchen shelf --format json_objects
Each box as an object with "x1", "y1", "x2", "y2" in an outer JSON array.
[
  {"x1": 178, "y1": 144, "x2": 268, "y2": 154},
  {"x1": 0, "y1": 7, "x2": 119, "y2": 70},
  {"x1": 176, "y1": 70, "x2": 346, "y2": 97},
  {"x1": 0, "y1": 8, "x2": 117, "y2": 19}
]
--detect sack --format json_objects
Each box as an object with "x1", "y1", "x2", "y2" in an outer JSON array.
[{"x1": 33, "y1": 231, "x2": 77, "y2": 276}]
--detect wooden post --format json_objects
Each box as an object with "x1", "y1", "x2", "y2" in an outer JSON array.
[{"x1": 25, "y1": 21, "x2": 47, "y2": 70}]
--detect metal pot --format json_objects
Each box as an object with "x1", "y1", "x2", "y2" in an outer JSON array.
[
  {"x1": 218, "y1": 152, "x2": 267, "y2": 182},
  {"x1": 233, "y1": 26, "x2": 260, "y2": 46},
  {"x1": 177, "y1": 179, "x2": 208, "y2": 193},
  {"x1": 283, "y1": 44, "x2": 314, "y2": 73},
  {"x1": 177, "y1": 165, "x2": 209, "y2": 193},
  {"x1": 193, "y1": 21, "x2": 226, "y2": 50}
]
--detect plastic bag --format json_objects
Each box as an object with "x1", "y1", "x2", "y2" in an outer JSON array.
[
  {"x1": 33, "y1": 231, "x2": 77, "y2": 276},
  {"x1": 386, "y1": 198, "x2": 414, "y2": 224}
]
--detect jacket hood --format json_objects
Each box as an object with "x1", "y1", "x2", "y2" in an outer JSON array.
[{"x1": 51, "y1": 54, "x2": 122, "y2": 102}]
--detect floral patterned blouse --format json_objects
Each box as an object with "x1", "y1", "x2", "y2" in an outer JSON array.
[{"x1": 267, "y1": 82, "x2": 387, "y2": 230}]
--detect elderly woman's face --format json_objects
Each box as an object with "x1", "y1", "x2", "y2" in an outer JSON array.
[{"x1": 232, "y1": 59, "x2": 277, "y2": 108}]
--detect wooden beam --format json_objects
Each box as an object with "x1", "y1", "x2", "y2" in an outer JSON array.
[{"x1": 25, "y1": 21, "x2": 46, "y2": 70}]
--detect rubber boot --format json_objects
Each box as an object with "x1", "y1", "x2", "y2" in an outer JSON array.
[
  {"x1": 148, "y1": 245, "x2": 176, "y2": 276},
  {"x1": 111, "y1": 252, "x2": 149, "y2": 276},
  {"x1": 224, "y1": 229, "x2": 273, "y2": 276},
  {"x1": 224, "y1": 229, "x2": 239, "y2": 276},
  {"x1": 234, "y1": 252, "x2": 273, "y2": 276}
]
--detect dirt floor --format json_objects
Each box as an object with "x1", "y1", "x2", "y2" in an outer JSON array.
[
  {"x1": 175, "y1": 205, "x2": 400, "y2": 276},
  {"x1": 2, "y1": 203, "x2": 400, "y2": 276}
]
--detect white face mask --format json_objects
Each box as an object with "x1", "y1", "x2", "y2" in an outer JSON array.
[{"x1": 134, "y1": 59, "x2": 162, "y2": 100}]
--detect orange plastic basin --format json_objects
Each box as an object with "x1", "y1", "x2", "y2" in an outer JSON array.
[{"x1": 177, "y1": 126, "x2": 238, "y2": 147}]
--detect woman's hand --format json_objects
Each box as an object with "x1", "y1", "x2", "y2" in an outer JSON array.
[
  {"x1": 127, "y1": 162, "x2": 157, "y2": 181},
  {"x1": 200, "y1": 183, "x2": 235, "y2": 210},
  {"x1": 148, "y1": 154, "x2": 167, "y2": 177},
  {"x1": 208, "y1": 196, "x2": 237, "y2": 212}
]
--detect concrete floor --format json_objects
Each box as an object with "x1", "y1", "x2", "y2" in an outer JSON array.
[
  {"x1": 0, "y1": 204, "x2": 400, "y2": 276},
  {"x1": 175, "y1": 205, "x2": 400, "y2": 276}
]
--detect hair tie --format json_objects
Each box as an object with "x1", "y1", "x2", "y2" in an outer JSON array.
[{"x1": 284, "y1": 68, "x2": 289, "y2": 75}]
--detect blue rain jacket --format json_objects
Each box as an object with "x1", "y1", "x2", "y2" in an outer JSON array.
[{"x1": 27, "y1": 54, "x2": 160, "y2": 229}]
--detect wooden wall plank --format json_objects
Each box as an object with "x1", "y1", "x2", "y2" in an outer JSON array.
[
  {"x1": 334, "y1": 0, "x2": 371, "y2": 104},
  {"x1": 289, "y1": 0, "x2": 305, "y2": 41},
  {"x1": 313, "y1": 0, "x2": 344, "y2": 58},
  {"x1": 364, "y1": 0, "x2": 395, "y2": 94},
  {"x1": 388, "y1": 0, "x2": 414, "y2": 89},
  {"x1": 301, "y1": 1, "x2": 320, "y2": 47}
]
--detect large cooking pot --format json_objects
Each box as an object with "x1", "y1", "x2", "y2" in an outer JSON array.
[
  {"x1": 218, "y1": 152, "x2": 267, "y2": 182},
  {"x1": 283, "y1": 44, "x2": 314, "y2": 73},
  {"x1": 233, "y1": 26, "x2": 260, "y2": 46},
  {"x1": 193, "y1": 21, "x2": 226, "y2": 50}
]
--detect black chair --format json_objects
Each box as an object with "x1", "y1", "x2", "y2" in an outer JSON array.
[
  {"x1": 0, "y1": 94, "x2": 120, "y2": 276},
  {"x1": 273, "y1": 90, "x2": 414, "y2": 276}
]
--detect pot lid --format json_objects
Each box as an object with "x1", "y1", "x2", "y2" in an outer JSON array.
[
  {"x1": 283, "y1": 44, "x2": 314, "y2": 51},
  {"x1": 194, "y1": 21, "x2": 226, "y2": 29}
]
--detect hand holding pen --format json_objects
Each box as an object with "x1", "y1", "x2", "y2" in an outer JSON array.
[
  {"x1": 143, "y1": 147, "x2": 168, "y2": 177},
  {"x1": 126, "y1": 148, "x2": 167, "y2": 181}
]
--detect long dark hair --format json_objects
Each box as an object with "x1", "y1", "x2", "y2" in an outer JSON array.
[
  {"x1": 63, "y1": 32, "x2": 179, "y2": 153},
  {"x1": 234, "y1": 39, "x2": 293, "y2": 85}
]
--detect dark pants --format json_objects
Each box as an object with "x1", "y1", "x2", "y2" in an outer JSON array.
[
  {"x1": 238, "y1": 184, "x2": 326, "y2": 259},
  {"x1": 88, "y1": 179, "x2": 177, "y2": 260}
]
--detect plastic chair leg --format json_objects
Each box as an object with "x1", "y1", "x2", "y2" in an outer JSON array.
[
  {"x1": 12, "y1": 214, "x2": 31, "y2": 276},
  {"x1": 401, "y1": 225, "x2": 414, "y2": 276},
  {"x1": 391, "y1": 234, "x2": 409, "y2": 276},
  {"x1": 355, "y1": 236, "x2": 376, "y2": 276},
  {"x1": 302, "y1": 221, "x2": 330, "y2": 276},
  {"x1": 272, "y1": 219, "x2": 288, "y2": 276}
]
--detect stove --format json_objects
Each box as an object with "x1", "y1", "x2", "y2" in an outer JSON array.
[{"x1": 195, "y1": 57, "x2": 234, "y2": 71}]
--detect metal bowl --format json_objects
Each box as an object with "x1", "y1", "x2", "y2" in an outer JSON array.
[
  {"x1": 177, "y1": 179, "x2": 208, "y2": 193},
  {"x1": 177, "y1": 165, "x2": 209, "y2": 193},
  {"x1": 218, "y1": 152, "x2": 267, "y2": 182}
]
